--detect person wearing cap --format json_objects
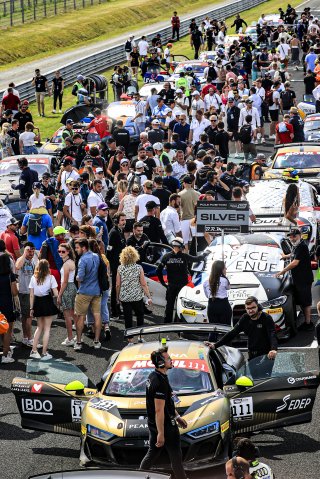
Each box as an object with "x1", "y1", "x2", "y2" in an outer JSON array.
[
  {"x1": 13, "y1": 101, "x2": 33, "y2": 133},
  {"x1": 28, "y1": 181, "x2": 47, "y2": 213},
  {"x1": 63, "y1": 180, "x2": 85, "y2": 227},
  {"x1": 249, "y1": 153, "x2": 267, "y2": 180},
  {"x1": 153, "y1": 142, "x2": 168, "y2": 170},
  {"x1": 238, "y1": 98, "x2": 260, "y2": 139},
  {"x1": 190, "y1": 91, "x2": 205, "y2": 119},
  {"x1": 157, "y1": 236, "x2": 208, "y2": 322},
  {"x1": 152, "y1": 176, "x2": 171, "y2": 211},
  {"x1": 31, "y1": 68, "x2": 50, "y2": 117},
  {"x1": 92, "y1": 203, "x2": 109, "y2": 252},
  {"x1": 276, "y1": 228, "x2": 314, "y2": 331},
  {"x1": 57, "y1": 157, "x2": 80, "y2": 193},
  {"x1": 173, "y1": 88, "x2": 190, "y2": 118},
  {"x1": 289, "y1": 106, "x2": 305, "y2": 142},
  {"x1": 72, "y1": 74, "x2": 85, "y2": 99},
  {"x1": 140, "y1": 200, "x2": 169, "y2": 244},
  {"x1": 39, "y1": 225, "x2": 67, "y2": 284},
  {"x1": 103, "y1": 136, "x2": 117, "y2": 164},
  {"x1": 62, "y1": 119, "x2": 74, "y2": 147},
  {"x1": 132, "y1": 93, "x2": 147, "y2": 135},
  {"x1": 127, "y1": 160, "x2": 148, "y2": 192},
  {"x1": 148, "y1": 119, "x2": 165, "y2": 146},
  {"x1": 0, "y1": 218, "x2": 21, "y2": 260},
  {"x1": 11, "y1": 157, "x2": 39, "y2": 200},
  {"x1": 135, "y1": 180, "x2": 160, "y2": 221}
]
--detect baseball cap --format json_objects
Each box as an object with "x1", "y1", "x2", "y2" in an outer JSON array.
[
  {"x1": 245, "y1": 98, "x2": 253, "y2": 104},
  {"x1": 6, "y1": 217, "x2": 19, "y2": 226},
  {"x1": 107, "y1": 137, "x2": 115, "y2": 144},
  {"x1": 154, "y1": 175, "x2": 163, "y2": 184},
  {"x1": 63, "y1": 157, "x2": 73, "y2": 166},
  {"x1": 120, "y1": 158, "x2": 129, "y2": 165},
  {"x1": 77, "y1": 74, "x2": 85, "y2": 81},
  {"x1": 145, "y1": 200, "x2": 158, "y2": 210},
  {"x1": 95, "y1": 167, "x2": 104, "y2": 173},
  {"x1": 152, "y1": 119, "x2": 160, "y2": 125},
  {"x1": 116, "y1": 146, "x2": 126, "y2": 153},
  {"x1": 5, "y1": 109, "x2": 13, "y2": 116},
  {"x1": 288, "y1": 228, "x2": 301, "y2": 237},
  {"x1": 32, "y1": 181, "x2": 41, "y2": 189},
  {"x1": 290, "y1": 107, "x2": 298, "y2": 114},
  {"x1": 175, "y1": 88, "x2": 183, "y2": 93},
  {"x1": 97, "y1": 202, "x2": 109, "y2": 211},
  {"x1": 153, "y1": 142, "x2": 163, "y2": 150},
  {"x1": 256, "y1": 153, "x2": 266, "y2": 161},
  {"x1": 196, "y1": 149, "x2": 206, "y2": 158},
  {"x1": 183, "y1": 176, "x2": 193, "y2": 184},
  {"x1": 66, "y1": 119, "x2": 74, "y2": 124},
  {"x1": 66, "y1": 178, "x2": 74, "y2": 184},
  {"x1": 80, "y1": 172, "x2": 89, "y2": 180},
  {"x1": 145, "y1": 146, "x2": 154, "y2": 152},
  {"x1": 143, "y1": 180, "x2": 153, "y2": 188},
  {"x1": 136, "y1": 160, "x2": 145, "y2": 169},
  {"x1": 171, "y1": 237, "x2": 184, "y2": 247},
  {"x1": 22, "y1": 100, "x2": 29, "y2": 106},
  {"x1": 53, "y1": 226, "x2": 67, "y2": 235},
  {"x1": 192, "y1": 91, "x2": 200, "y2": 96}
]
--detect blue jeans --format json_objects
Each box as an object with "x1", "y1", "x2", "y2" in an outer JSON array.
[
  {"x1": 136, "y1": 122, "x2": 146, "y2": 135},
  {"x1": 23, "y1": 145, "x2": 38, "y2": 154},
  {"x1": 86, "y1": 289, "x2": 109, "y2": 325}
]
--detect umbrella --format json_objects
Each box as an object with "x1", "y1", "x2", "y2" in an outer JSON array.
[{"x1": 60, "y1": 105, "x2": 92, "y2": 125}]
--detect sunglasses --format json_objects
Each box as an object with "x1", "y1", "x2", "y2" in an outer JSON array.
[
  {"x1": 72, "y1": 187, "x2": 79, "y2": 190},
  {"x1": 58, "y1": 250, "x2": 67, "y2": 253},
  {"x1": 211, "y1": 119, "x2": 217, "y2": 122}
]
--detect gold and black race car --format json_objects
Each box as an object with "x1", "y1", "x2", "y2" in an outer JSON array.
[{"x1": 11, "y1": 324, "x2": 320, "y2": 471}]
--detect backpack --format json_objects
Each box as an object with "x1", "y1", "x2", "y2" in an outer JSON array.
[
  {"x1": 27, "y1": 213, "x2": 42, "y2": 236},
  {"x1": 196, "y1": 166, "x2": 212, "y2": 189},
  {"x1": 208, "y1": 66, "x2": 217, "y2": 81},
  {"x1": 236, "y1": 162, "x2": 253, "y2": 182},
  {"x1": 98, "y1": 257, "x2": 109, "y2": 293},
  {"x1": 239, "y1": 124, "x2": 252, "y2": 144},
  {"x1": 128, "y1": 172, "x2": 143, "y2": 193},
  {"x1": 265, "y1": 89, "x2": 274, "y2": 106},
  {"x1": 278, "y1": 121, "x2": 288, "y2": 133},
  {"x1": 280, "y1": 90, "x2": 293, "y2": 109},
  {"x1": 124, "y1": 40, "x2": 132, "y2": 52}
]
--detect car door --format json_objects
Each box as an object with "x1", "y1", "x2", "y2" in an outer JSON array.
[
  {"x1": 224, "y1": 350, "x2": 320, "y2": 434},
  {"x1": 142, "y1": 243, "x2": 172, "y2": 307},
  {"x1": 11, "y1": 360, "x2": 97, "y2": 436}
]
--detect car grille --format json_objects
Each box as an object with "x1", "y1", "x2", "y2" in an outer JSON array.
[{"x1": 119, "y1": 407, "x2": 189, "y2": 419}]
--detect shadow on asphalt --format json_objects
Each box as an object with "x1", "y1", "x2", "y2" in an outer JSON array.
[{"x1": 254, "y1": 429, "x2": 320, "y2": 459}]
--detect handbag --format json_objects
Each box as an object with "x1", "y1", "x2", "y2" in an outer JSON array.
[{"x1": 0, "y1": 312, "x2": 9, "y2": 334}]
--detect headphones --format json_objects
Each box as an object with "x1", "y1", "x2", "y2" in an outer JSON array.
[
  {"x1": 232, "y1": 457, "x2": 246, "y2": 479},
  {"x1": 152, "y1": 350, "x2": 166, "y2": 369}
]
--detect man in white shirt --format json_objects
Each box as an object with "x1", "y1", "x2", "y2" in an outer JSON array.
[
  {"x1": 63, "y1": 181, "x2": 85, "y2": 226},
  {"x1": 189, "y1": 110, "x2": 210, "y2": 144},
  {"x1": 152, "y1": 97, "x2": 171, "y2": 128},
  {"x1": 204, "y1": 88, "x2": 222, "y2": 112},
  {"x1": 277, "y1": 39, "x2": 290, "y2": 65},
  {"x1": 132, "y1": 92, "x2": 147, "y2": 135},
  {"x1": 160, "y1": 194, "x2": 182, "y2": 243},
  {"x1": 173, "y1": 89, "x2": 190, "y2": 119},
  {"x1": 138, "y1": 36, "x2": 149, "y2": 56},
  {"x1": 87, "y1": 179, "x2": 105, "y2": 217},
  {"x1": 59, "y1": 158, "x2": 80, "y2": 193},
  {"x1": 238, "y1": 99, "x2": 260, "y2": 133},
  {"x1": 269, "y1": 80, "x2": 281, "y2": 139},
  {"x1": 190, "y1": 91, "x2": 205, "y2": 118},
  {"x1": 172, "y1": 150, "x2": 188, "y2": 179},
  {"x1": 135, "y1": 180, "x2": 160, "y2": 220}
]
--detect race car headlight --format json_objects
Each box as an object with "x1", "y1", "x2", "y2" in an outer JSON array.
[
  {"x1": 87, "y1": 425, "x2": 114, "y2": 441},
  {"x1": 186, "y1": 421, "x2": 220, "y2": 439},
  {"x1": 180, "y1": 298, "x2": 206, "y2": 310},
  {"x1": 260, "y1": 295, "x2": 287, "y2": 309}
]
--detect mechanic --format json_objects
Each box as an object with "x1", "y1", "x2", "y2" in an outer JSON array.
[
  {"x1": 233, "y1": 437, "x2": 274, "y2": 479},
  {"x1": 107, "y1": 212, "x2": 127, "y2": 320},
  {"x1": 276, "y1": 228, "x2": 314, "y2": 331},
  {"x1": 140, "y1": 200, "x2": 169, "y2": 244},
  {"x1": 140, "y1": 346, "x2": 188, "y2": 479},
  {"x1": 207, "y1": 296, "x2": 278, "y2": 375},
  {"x1": 126, "y1": 221, "x2": 149, "y2": 262},
  {"x1": 61, "y1": 119, "x2": 74, "y2": 147},
  {"x1": 225, "y1": 457, "x2": 252, "y2": 479},
  {"x1": 157, "y1": 237, "x2": 208, "y2": 323},
  {"x1": 250, "y1": 153, "x2": 267, "y2": 180},
  {"x1": 11, "y1": 157, "x2": 39, "y2": 200},
  {"x1": 220, "y1": 162, "x2": 246, "y2": 191}
]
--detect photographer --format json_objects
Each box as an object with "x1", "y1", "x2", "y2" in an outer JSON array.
[{"x1": 140, "y1": 347, "x2": 187, "y2": 479}]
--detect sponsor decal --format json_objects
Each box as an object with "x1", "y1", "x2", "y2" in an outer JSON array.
[
  {"x1": 134, "y1": 353, "x2": 188, "y2": 360},
  {"x1": 21, "y1": 398, "x2": 53, "y2": 415},
  {"x1": 221, "y1": 420, "x2": 229, "y2": 433},
  {"x1": 287, "y1": 375, "x2": 316, "y2": 385},
  {"x1": 89, "y1": 398, "x2": 116, "y2": 412},
  {"x1": 113, "y1": 359, "x2": 209, "y2": 373},
  {"x1": 11, "y1": 381, "x2": 31, "y2": 393},
  {"x1": 181, "y1": 309, "x2": 197, "y2": 316},
  {"x1": 71, "y1": 399, "x2": 85, "y2": 422},
  {"x1": 265, "y1": 307, "x2": 283, "y2": 315},
  {"x1": 31, "y1": 383, "x2": 43, "y2": 394},
  {"x1": 228, "y1": 290, "x2": 249, "y2": 301},
  {"x1": 128, "y1": 423, "x2": 148, "y2": 429},
  {"x1": 230, "y1": 397, "x2": 253, "y2": 421},
  {"x1": 276, "y1": 394, "x2": 312, "y2": 413}
]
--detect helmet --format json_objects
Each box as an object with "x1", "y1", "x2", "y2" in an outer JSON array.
[
  {"x1": 171, "y1": 237, "x2": 184, "y2": 248},
  {"x1": 282, "y1": 167, "x2": 299, "y2": 182},
  {"x1": 185, "y1": 66, "x2": 193, "y2": 73},
  {"x1": 78, "y1": 88, "x2": 88, "y2": 95}
]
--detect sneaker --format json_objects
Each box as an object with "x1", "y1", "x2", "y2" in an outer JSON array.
[
  {"x1": 93, "y1": 341, "x2": 101, "y2": 349},
  {"x1": 41, "y1": 353, "x2": 53, "y2": 361},
  {"x1": 72, "y1": 324, "x2": 76, "y2": 331},
  {"x1": 61, "y1": 338, "x2": 75, "y2": 346},
  {"x1": 59, "y1": 109, "x2": 63, "y2": 113},
  {"x1": 2, "y1": 355, "x2": 15, "y2": 363},
  {"x1": 30, "y1": 350, "x2": 41, "y2": 359},
  {"x1": 298, "y1": 322, "x2": 314, "y2": 331},
  {"x1": 269, "y1": 134, "x2": 276, "y2": 140},
  {"x1": 110, "y1": 315, "x2": 120, "y2": 321},
  {"x1": 22, "y1": 337, "x2": 31, "y2": 347},
  {"x1": 104, "y1": 326, "x2": 111, "y2": 341},
  {"x1": 52, "y1": 109, "x2": 56, "y2": 113},
  {"x1": 261, "y1": 138, "x2": 266, "y2": 144},
  {"x1": 74, "y1": 342, "x2": 82, "y2": 351}
]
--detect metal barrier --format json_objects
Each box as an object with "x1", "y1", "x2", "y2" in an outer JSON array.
[{"x1": 1, "y1": 0, "x2": 266, "y2": 101}]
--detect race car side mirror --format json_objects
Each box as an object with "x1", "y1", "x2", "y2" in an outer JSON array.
[
  {"x1": 235, "y1": 376, "x2": 254, "y2": 388},
  {"x1": 65, "y1": 380, "x2": 85, "y2": 393}
]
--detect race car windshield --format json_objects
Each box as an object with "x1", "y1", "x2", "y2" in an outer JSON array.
[
  {"x1": 0, "y1": 162, "x2": 49, "y2": 176},
  {"x1": 304, "y1": 120, "x2": 320, "y2": 131},
  {"x1": 50, "y1": 135, "x2": 62, "y2": 144},
  {"x1": 86, "y1": 132, "x2": 101, "y2": 143},
  {"x1": 104, "y1": 367, "x2": 213, "y2": 397},
  {"x1": 107, "y1": 104, "x2": 136, "y2": 119},
  {"x1": 273, "y1": 153, "x2": 320, "y2": 169},
  {"x1": 175, "y1": 64, "x2": 206, "y2": 74}
]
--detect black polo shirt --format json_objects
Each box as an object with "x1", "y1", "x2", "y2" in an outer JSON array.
[{"x1": 146, "y1": 370, "x2": 175, "y2": 426}]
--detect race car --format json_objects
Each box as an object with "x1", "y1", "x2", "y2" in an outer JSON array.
[
  {"x1": 244, "y1": 23, "x2": 258, "y2": 42},
  {"x1": 264, "y1": 144, "x2": 320, "y2": 192},
  {"x1": 304, "y1": 113, "x2": 320, "y2": 142},
  {"x1": 199, "y1": 51, "x2": 218, "y2": 62},
  {"x1": 168, "y1": 61, "x2": 208, "y2": 85},
  {"x1": 0, "y1": 155, "x2": 56, "y2": 221},
  {"x1": 297, "y1": 95, "x2": 316, "y2": 119},
  {"x1": 105, "y1": 100, "x2": 140, "y2": 155},
  {"x1": 262, "y1": 14, "x2": 284, "y2": 27},
  {"x1": 247, "y1": 180, "x2": 320, "y2": 253},
  {"x1": 177, "y1": 233, "x2": 300, "y2": 339},
  {"x1": 11, "y1": 323, "x2": 320, "y2": 470},
  {"x1": 39, "y1": 124, "x2": 102, "y2": 158},
  {"x1": 138, "y1": 82, "x2": 175, "y2": 99}
]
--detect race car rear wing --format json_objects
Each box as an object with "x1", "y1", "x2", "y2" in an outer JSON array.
[{"x1": 124, "y1": 322, "x2": 231, "y2": 339}]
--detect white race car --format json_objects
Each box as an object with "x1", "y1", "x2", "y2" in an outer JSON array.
[{"x1": 177, "y1": 233, "x2": 299, "y2": 340}]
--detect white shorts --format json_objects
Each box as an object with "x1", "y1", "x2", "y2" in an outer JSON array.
[
  {"x1": 181, "y1": 219, "x2": 192, "y2": 245},
  {"x1": 126, "y1": 52, "x2": 131, "y2": 60}
]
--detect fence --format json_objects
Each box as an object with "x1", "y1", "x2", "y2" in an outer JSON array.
[
  {"x1": 0, "y1": 0, "x2": 108, "y2": 27},
  {"x1": 0, "y1": 0, "x2": 267, "y2": 100}
]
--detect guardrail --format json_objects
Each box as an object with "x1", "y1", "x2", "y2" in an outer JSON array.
[{"x1": 1, "y1": 0, "x2": 266, "y2": 101}]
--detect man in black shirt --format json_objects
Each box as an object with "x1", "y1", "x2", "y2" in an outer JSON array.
[
  {"x1": 157, "y1": 237, "x2": 208, "y2": 322},
  {"x1": 107, "y1": 212, "x2": 127, "y2": 319},
  {"x1": 8, "y1": 119, "x2": 20, "y2": 155},
  {"x1": 207, "y1": 296, "x2": 277, "y2": 376},
  {"x1": 148, "y1": 120, "x2": 165, "y2": 145},
  {"x1": 140, "y1": 201, "x2": 169, "y2": 244},
  {"x1": 289, "y1": 107, "x2": 305, "y2": 142},
  {"x1": 231, "y1": 14, "x2": 247, "y2": 33},
  {"x1": 31, "y1": 68, "x2": 50, "y2": 117},
  {"x1": 152, "y1": 176, "x2": 171, "y2": 211},
  {"x1": 140, "y1": 346, "x2": 187, "y2": 479},
  {"x1": 276, "y1": 228, "x2": 314, "y2": 331},
  {"x1": 73, "y1": 133, "x2": 88, "y2": 170},
  {"x1": 11, "y1": 157, "x2": 38, "y2": 199},
  {"x1": 126, "y1": 222, "x2": 149, "y2": 262},
  {"x1": 215, "y1": 121, "x2": 230, "y2": 161},
  {"x1": 158, "y1": 83, "x2": 175, "y2": 105},
  {"x1": 51, "y1": 70, "x2": 64, "y2": 113},
  {"x1": 13, "y1": 101, "x2": 33, "y2": 133},
  {"x1": 112, "y1": 120, "x2": 130, "y2": 152}
]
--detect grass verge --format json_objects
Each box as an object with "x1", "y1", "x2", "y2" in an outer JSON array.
[{"x1": 29, "y1": 0, "x2": 301, "y2": 139}]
